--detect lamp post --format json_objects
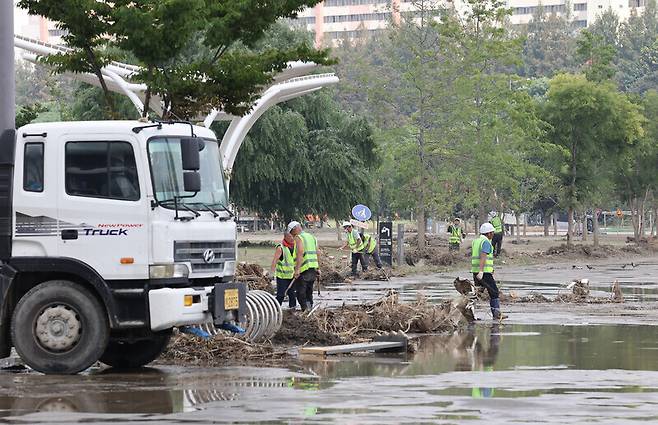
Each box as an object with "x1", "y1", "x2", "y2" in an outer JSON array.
[{"x1": 0, "y1": 0, "x2": 15, "y2": 131}]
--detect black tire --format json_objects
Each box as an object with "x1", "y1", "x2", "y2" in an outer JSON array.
[
  {"x1": 100, "y1": 332, "x2": 171, "y2": 369},
  {"x1": 11, "y1": 280, "x2": 109, "y2": 374}
]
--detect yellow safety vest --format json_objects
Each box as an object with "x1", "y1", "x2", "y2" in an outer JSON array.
[
  {"x1": 275, "y1": 244, "x2": 295, "y2": 279},
  {"x1": 298, "y1": 232, "x2": 319, "y2": 273},
  {"x1": 471, "y1": 235, "x2": 494, "y2": 273}
]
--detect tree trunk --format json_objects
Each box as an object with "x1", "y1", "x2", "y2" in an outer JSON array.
[
  {"x1": 592, "y1": 207, "x2": 600, "y2": 248},
  {"x1": 653, "y1": 206, "x2": 657, "y2": 237},
  {"x1": 553, "y1": 212, "x2": 558, "y2": 236},
  {"x1": 335, "y1": 219, "x2": 342, "y2": 241},
  {"x1": 567, "y1": 207, "x2": 574, "y2": 246},
  {"x1": 543, "y1": 211, "x2": 550, "y2": 236},
  {"x1": 631, "y1": 197, "x2": 640, "y2": 244},
  {"x1": 515, "y1": 212, "x2": 521, "y2": 243},
  {"x1": 416, "y1": 206, "x2": 426, "y2": 249},
  {"x1": 523, "y1": 213, "x2": 527, "y2": 237},
  {"x1": 581, "y1": 211, "x2": 588, "y2": 242}
]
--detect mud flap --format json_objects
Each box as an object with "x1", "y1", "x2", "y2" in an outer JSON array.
[
  {"x1": 211, "y1": 282, "x2": 247, "y2": 325},
  {"x1": 0, "y1": 264, "x2": 16, "y2": 359}
]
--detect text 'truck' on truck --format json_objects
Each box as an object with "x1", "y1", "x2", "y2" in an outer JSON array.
[{"x1": 0, "y1": 120, "x2": 247, "y2": 374}]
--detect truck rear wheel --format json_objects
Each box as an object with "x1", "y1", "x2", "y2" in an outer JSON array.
[
  {"x1": 100, "y1": 332, "x2": 171, "y2": 369},
  {"x1": 11, "y1": 280, "x2": 109, "y2": 374}
]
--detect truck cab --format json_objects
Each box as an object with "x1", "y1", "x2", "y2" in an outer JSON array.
[{"x1": 1, "y1": 120, "x2": 245, "y2": 373}]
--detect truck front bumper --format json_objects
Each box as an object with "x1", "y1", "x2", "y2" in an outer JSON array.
[{"x1": 148, "y1": 283, "x2": 247, "y2": 332}]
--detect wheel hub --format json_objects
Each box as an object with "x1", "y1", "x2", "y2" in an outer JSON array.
[{"x1": 35, "y1": 305, "x2": 81, "y2": 352}]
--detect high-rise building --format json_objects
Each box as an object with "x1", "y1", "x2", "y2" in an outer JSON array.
[
  {"x1": 13, "y1": 2, "x2": 66, "y2": 45},
  {"x1": 295, "y1": 0, "x2": 649, "y2": 46}
]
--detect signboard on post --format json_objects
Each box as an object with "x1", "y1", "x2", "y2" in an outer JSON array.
[
  {"x1": 378, "y1": 221, "x2": 393, "y2": 266},
  {"x1": 352, "y1": 204, "x2": 372, "y2": 222}
]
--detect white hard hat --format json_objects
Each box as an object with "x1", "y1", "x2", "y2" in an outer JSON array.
[
  {"x1": 342, "y1": 221, "x2": 352, "y2": 227},
  {"x1": 480, "y1": 223, "x2": 495, "y2": 234},
  {"x1": 287, "y1": 221, "x2": 301, "y2": 232}
]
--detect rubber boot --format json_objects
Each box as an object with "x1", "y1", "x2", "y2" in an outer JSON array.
[{"x1": 490, "y1": 298, "x2": 508, "y2": 320}]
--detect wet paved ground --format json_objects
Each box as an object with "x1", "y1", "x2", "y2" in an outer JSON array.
[{"x1": 2, "y1": 258, "x2": 658, "y2": 424}]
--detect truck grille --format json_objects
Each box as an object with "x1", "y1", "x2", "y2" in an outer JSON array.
[{"x1": 174, "y1": 241, "x2": 235, "y2": 274}]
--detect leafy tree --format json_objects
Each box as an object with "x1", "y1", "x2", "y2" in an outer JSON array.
[
  {"x1": 229, "y1": 92, "x2": 377, "y2": 222},
  {"x1": 576, "y1": 30, "x2": 616, "y2": 82},
  {"x1": 19, "y1": 0, "x2": 332, "y2": 119},
  {"x1": 18, "y1": 0, "x2": 117, "y2": 112},
  {"x1": 521, "y1": 6, "x2": 577, "y2": 78},
  {"x1": 542, "y1": 74, "x2": 644, "y2": 245},
  {"x1": 617, "y1": 0, "x2": 658, "y2": 92},
  {"x1": 15, "y1": 104, "x2": 48, "y2": 128}
]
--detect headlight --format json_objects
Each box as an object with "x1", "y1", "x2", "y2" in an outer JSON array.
[{"x1": 149, "y1": 264, "x2": 189, "y2": 279}]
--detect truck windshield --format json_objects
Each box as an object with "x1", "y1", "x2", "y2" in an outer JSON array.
[{"x1": 148, "y1": 137, "x2": 228, "y2": 209}]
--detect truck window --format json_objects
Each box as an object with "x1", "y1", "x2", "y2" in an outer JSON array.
[
  {"x1": 23, "y1": 143, "x2": 44, "y2": 192},
  {"x1": 65, "y1": 141, "x2": 140, "y2": 201}
]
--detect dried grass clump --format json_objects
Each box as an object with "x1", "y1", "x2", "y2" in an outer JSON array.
[
  {"x1": 160, "y1": 332, "x2": 288, "y2": 367},
  {"x1": 236, "y1": 263, "x2": 274, "y2": 293}
]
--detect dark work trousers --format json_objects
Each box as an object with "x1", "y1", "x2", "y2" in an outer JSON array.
[
  {"x1": 492, "y1": 233, "x2": 503, "y2": 257},
  {"x1": 449, "y1": 243, "x2": 460, "y2": 251},
  {"x1": 276, "y1": 277, "x2": 296, "y2": 308},
  {"x1": 366, "y1": 249, "x2": 383, "y2": 268},
  {"x1": 293, "y1": 269, "x2": 318, "y2": 311},
  {"x1": 473, "y1": 272, "x2": 500, "y2": 300},
  {"x1": 351, "y1": 252, "x2": 368, "y2": 275}
]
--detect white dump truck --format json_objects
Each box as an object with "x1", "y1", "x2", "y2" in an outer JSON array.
[{"x1": 0, "y1": 119, "x2": 247, "y2": 373}]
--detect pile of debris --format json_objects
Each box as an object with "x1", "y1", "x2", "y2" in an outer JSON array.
[
  {"x1": 235, "y1": 263, "x2": 274, "y2": 293},
  {"x1": 272, "y1": 291, "x2": 474, "y2": 346},
  {"x1": 404, "y1": 247, "x2": 462, "y2": 267},
  {"x1": 454, "y1": 276, "x2": 624, "y2": 304},
  {"x1": 544, "y1": 244, "x2": 615, "y2": 258},
  {"x1": 407, "y1": 234, "x2": 449, "y2": 248},
  {"x1": 160, "y1": 332, "x2": 288, "y2": 367},
  {"x1": 318, "y1": 250, "x2": 392, "y2": 284}
]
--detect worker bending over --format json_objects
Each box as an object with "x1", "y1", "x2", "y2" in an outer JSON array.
[
  {"x1": 472, "y1": 223, "x2": 507, "y2": 320},
  {"x1": 269, "y1": 231, "x2": 297, "y2": 309},
  {"x1": 339, "y1": 222, "x2": 368, "y2": 276},
  {"x1": 447, "y1": 218, "x2": 465, "y2": 251},
  {"x1": 288, "y1": 221, "x2": 320, "y2": 311},
  {"x1": 363, "y1": 232, "x2": 382, "y2": 268}
]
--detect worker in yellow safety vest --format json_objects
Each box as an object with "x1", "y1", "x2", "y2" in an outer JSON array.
[
  {"x1": 472, "y1": 223, "x2": 507, "y2": 320},
  {"x1": 489, "y1": 211, "x2": 504, "y2": 257},
  {"x1": 362, "y1": 232, "x2": 382, "y2": 268},
  {"x1": 339, "y1": 221, "x2": 368, "y2": 276},
  {"x1": 447, "y1": 218, "x2": 465, "y2": 251},
  {"x1": 288, "y1": 221, "x2": 320, "y2": 311},
  {"x1": 269, "y1": 231, "x2": 297, "y2": 309}
]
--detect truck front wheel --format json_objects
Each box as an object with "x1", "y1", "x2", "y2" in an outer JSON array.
[
  {"x1": 11, "y1": 280, "x2": 109, "y2": 374},
  {"x1": 100, "y1": 332, "x2": 171, "y2": 369}
]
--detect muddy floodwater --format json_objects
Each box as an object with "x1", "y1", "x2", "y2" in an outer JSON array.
[{"x1": 2, "y1": 259, "x2": 658, "y2": 424}]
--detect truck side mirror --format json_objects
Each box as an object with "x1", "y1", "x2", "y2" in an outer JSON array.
[
  {"x1": 181, "y1": 137, "x2": 200, "y2": 171},
  {"x1": 183, "y1": 171, "x2": 201, "y2": 193}
]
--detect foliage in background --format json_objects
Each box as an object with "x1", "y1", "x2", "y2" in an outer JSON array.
[{"x1": 18, "y1": 0, "x2": 332, "y2": 119}]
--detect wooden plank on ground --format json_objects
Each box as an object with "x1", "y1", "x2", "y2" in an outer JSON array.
[{"x1": 300, "y1": 341, "x2": 404, "y2": 356}]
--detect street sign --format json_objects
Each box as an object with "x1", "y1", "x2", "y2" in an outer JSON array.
[
  {"x1": 378, "y1": 221, "x2": 393, "y2": 266},
  {"x1": 352, "y1": 204, "x2": 372, "y2": 222}
]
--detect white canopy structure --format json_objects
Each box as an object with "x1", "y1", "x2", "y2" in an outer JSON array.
[{"x1": 14, "y1": 34, "x2": 338, "y2": 174}]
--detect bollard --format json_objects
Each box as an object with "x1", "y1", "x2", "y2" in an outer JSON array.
[{"x1": 396, "y1": 223, "x2": 404, "y2": 266}]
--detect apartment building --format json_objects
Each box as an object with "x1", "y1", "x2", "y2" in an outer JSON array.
[
  {"x1": 295, "y1": 0, "x2": 649, "y2": 46},
  {"x1": 14, "y1": 1, "x2": 65, "y2": 45}
]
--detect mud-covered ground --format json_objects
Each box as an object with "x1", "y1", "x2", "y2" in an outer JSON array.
[{"x1": 2, "y1": 256, "x2": 658, "y2": 424}]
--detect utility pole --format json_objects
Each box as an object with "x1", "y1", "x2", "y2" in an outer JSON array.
[
  {"x1": 0, "y1": 0, "x2": 15, "y2": 260},
  {"x1": 0, "y1": 0, "x2": 15, "y2": 131}
]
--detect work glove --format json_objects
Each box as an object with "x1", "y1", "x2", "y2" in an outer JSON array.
[
  {"x1": 476, "y1": 271, "x2": 484, "y2": 281},
  {"x1": 270, "y1": 278, "x2": 276, "y2": 286}
]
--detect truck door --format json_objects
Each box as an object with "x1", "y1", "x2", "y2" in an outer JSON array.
[
  {"x1": 13, "y1": 136, "x2": 59, "y2": 257},
  {"x1": 57, "y1": 136, "x2": 149, "y2": 280}
]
